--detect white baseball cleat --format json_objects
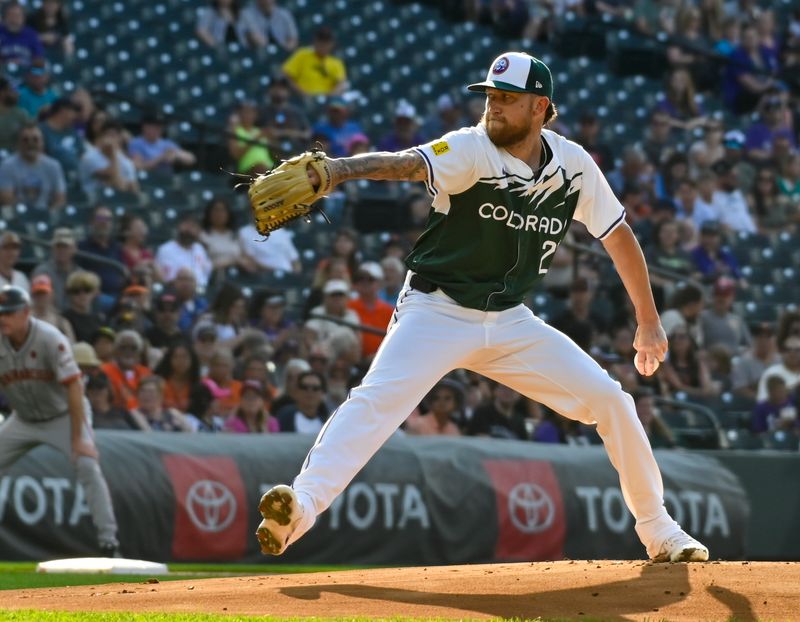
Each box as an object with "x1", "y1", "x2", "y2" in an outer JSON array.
[
  {"x1": 256, "y1": 485, "x2": 304, "y2": 556},
  {"x1": 651, "y1": 529, "x2": 709, "y2": 562}
]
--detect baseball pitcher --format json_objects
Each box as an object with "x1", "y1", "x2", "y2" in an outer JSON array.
[
  {"x1": 0, "y1": 285, "x2": 119, "y2": 556},
  {"x1": 249, "y1": 52, "x2": 709, "y2": 563}
]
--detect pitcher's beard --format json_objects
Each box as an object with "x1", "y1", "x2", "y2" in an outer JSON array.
[{"x1": 482, "y1": 113, "x2": 531, "y2": 147}]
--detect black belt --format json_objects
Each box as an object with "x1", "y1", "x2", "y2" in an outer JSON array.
[{"x1": 409, "y1": 273, "x2": 438, "y2": 294}]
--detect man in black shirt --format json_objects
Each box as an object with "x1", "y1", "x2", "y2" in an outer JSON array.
[{"x1": 467, "y1": 381, "x2": 528, "y2": 440}]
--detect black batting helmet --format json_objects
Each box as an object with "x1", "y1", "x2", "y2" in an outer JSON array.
[{"x1": 0, "y1": 285, "x2": 31, "y2": 313}]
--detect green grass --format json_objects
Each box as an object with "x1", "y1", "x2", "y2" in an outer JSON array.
[{"x1": 0, "y1": 561, "x2": 353, "y2": 592}]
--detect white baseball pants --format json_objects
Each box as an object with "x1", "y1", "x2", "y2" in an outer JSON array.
[{"x1": 291, "y1": 274, "x2": 680, "y2": 557}]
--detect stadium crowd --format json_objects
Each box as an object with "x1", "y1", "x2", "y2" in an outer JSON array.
[{"x1": 0, "y1": 0, "x2": 799, "y2": 448}]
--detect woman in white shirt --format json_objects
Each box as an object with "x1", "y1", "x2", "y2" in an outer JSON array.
[{"x1": 199, "y1": 197, "x2": 256, "y2": 274}]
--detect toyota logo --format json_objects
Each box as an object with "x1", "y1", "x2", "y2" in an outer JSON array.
[
  {"x1": 186, "y1": 480, "x2": 237, "y2": 532},
  {"x1": 508, "y1": 482, "x2": 554, "y2": 533}
]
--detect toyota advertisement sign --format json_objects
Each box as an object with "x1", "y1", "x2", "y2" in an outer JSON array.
[{"x1": 0, "y1": 432, "x2": 750, "y2": 563}]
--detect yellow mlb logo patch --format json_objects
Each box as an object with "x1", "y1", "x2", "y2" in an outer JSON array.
[{"x1": 432, "y1": 141, "x2": 450, "y2": 156}]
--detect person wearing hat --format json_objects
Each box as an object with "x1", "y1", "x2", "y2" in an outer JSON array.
[
  {"x1": 404, "y1": 378, "x2": 464, "y2": 436},
  {"x1": 252, "y1": 290, "x2": 295, "y2": 348},
  {"x1": 128, "y1": 112, "x2": 196, "y2": 175},
  {"x1": 700, "y1": 276, "x2": 751, "y2": 354},
  {"x1": 311, "y1": 96, "x2": 364, "y2": 158},
  {"x1": 29, "y1": 272, "x2": 75, "y2": 342},
  {"x1": 0, "y1": 121, "x2": 66, "y2": 211},
  {"x1": 257, "y1": 51, "x2": 709, "y2": 564},
  {"x1": 40, "y1": 97, "x2": 84, "y2": 175},
  {"x1": 281, "y1": 25, "x2": 347, "y2": 98},
  {"x1": 0, "y1": 75, "x2": 30, "y2": 153},
  {"x1": 0, "y1": 232, "x2": 30, "y2": 292},
  {"x1": 689, "y1": 220, "x2": 743, "y2": 284},
  {"x1": 144, "y1": 292, "x2": 184, "y2": 350},
  {"x1": 100, "y1": 329, "x2": 152, "y2": 410},
  {"x1": 61, "y1": 270, "x2": 103, "y2": 343},
  {"x1": 377, "y1": 99, "x2": 424, "y2": 153},
  {"x1": 305, "y1": 278, "x2": 361, "y2": 353},
  {"x1": 72, "y1": 341, "x2": 102, "y2": 375},
  {"x1": 0, "y1": 284, "x2": 120, "y2": 556},
  {"x1": 0, "y1": 2, "x2": 44, "y2": 68},
  {"x1": 347, "y1": 262, "x2": 393, "y2": 360},
  {"x1": 17, "y1": 58, "x2": 57, "y2": 118},
  {"x1": 420, "y1": 93, "x2": 468, "y2": 143},
  {"x1": 90, "y1": 326, "x2": 116, "y2": 364},
  {"x1": 31, "y1": 227, "x2": 78, "y2": 308}
]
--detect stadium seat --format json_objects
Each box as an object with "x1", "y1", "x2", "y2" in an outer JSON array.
[
  {"x1": 725, "y1": 429, "x2": 764, "y2": 450},
  {"x1": 762, "y1": 430, "x2": 800, "y2": 451}
]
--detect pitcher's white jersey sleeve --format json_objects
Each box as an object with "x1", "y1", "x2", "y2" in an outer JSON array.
[
  {"x1": 413, "y1": 127, "x2": 483, "y2": 212},
  {"x1": 572, "y1": 147, "x2": 626, "y2": 240}
]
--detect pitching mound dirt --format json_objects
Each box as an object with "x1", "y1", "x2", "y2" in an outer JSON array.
[{"x1": 2, "y1": 560, "x2": 798, "y2": 620}]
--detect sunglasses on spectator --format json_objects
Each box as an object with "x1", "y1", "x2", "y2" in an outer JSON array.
[
  {"x1": 298, "y1": 383, "x2": 323, "y2": 392},
  {"x1": 68, "y1": 287, "x2": 94, "y2": 294}
]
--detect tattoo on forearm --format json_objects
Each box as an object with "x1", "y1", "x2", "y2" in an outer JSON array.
[{"x1": 330, "y1": 150, "x2": 428, "y2": 185}]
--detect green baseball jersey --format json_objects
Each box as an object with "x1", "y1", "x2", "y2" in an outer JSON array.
[{"x1": 407, "y1": 125, "x2": 625, "y2": 311}]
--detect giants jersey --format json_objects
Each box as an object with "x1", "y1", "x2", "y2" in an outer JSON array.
[
  {"x1": 0, "y1": 317, "x2": 82, "y2": 422},
  {"x1": 408, "y1": 125, "x2": 625, "y2": 311}
]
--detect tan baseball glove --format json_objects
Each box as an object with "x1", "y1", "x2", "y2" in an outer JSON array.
[{"x1": 246, "y1": 149, "x2": 334, "y2": 236}]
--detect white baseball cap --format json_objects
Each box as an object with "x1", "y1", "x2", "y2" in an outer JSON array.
[
  {"x1": 468, "y1": 52, "x2": 554, "y2": 99},
  {"x1": 323, "y1": 279, "x2": 350, "y2": 295}
]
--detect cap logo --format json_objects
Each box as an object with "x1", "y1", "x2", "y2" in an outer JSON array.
[
  {"x1": 492, "y1": 57, "x2": 510, "y2": 74},
  {"x1": 535, "y1": 81, "x2": 543, "y2": 88}
]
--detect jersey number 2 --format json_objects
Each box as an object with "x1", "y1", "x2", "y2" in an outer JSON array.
[{"x1": 538, "y1": 241, "x2": 558, "y2": 275}]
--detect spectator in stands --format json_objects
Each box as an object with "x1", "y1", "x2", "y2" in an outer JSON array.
[
  {"x1": 191, "y1": 321, "x2": 217, "y2": 376},
  {"x1": 305, "y1": 279, "x2": 361, "y2": 354},
  {"x1": 379, "y1": 256, "x2": 405, "y2": 306},
  {"x1": 91, "y1": 326, "x2": 115, "y2": 364},
  {"x1": 61, "y1": 270, "x2": 103, "y2": 343},
  {"x1": 666, "y1": 5, "x2": 715, "y2": 90},
  {"x1": 313, "y1": 227, "x2": 359, "y2": 283},
  {"x1": 700, "y1": 276, "x2": 750, "y2": 353},
  {"x1": 707, "y1": 160, "x2": 757, "y2": 234},
  {"x1": 251, "y1": 291, "x2": 295, "y2": 349},
  {"x1": 573, "y1": 111, "x2": 614, "y2": 173},
  {"x1": 0, "y1": 1, "x2": 44, "y2": 67},
  {"x1": 687, "y1": 119, "x2": 725, "y2": 177},
  {"x1": 144, "y1": 292, "x2": 185, "y2": 352},
  {"x1": 777, "y1": 152, "x2": 800, "y2": 207},
  {"x1": 87, "y1": 372, "x2": 137, "y2": 430},
  {"x1": 639, "y1": 111, "x2": 677, "y2": 168},
  {"x1": 205, "y1": 282, "x2": 248, "y2": 345},
  {"x1": 757, "y1": 335, "x2": 800, "y2": 402},
  {"x1": 155, "y1": 214, "x2": 213, "y2": 288},
  {"x1": 195, "y1": 0, "x2": 247, "y2": 48},
  {"x1": 119, "y1": 215, "x2": 160, "y2": 280},
  {"x1": 199, "y1": 196, "x2": 252, "y2": 274},
  {"x1": 171, "y1": 267, "x2": 208, "y2": 332},
  {"x1": 714, "y1": 15, "x2": 740, "y2": 57},
  {"x1": 38, "y1": 97, "x2": 83, "y2": 177},
  {"x1": 655, "y1": 68, "x2": 707, "y2": 131},
  {"x1": 259, "y1": 76, "x2": 311, "y2": 158},
  {"x1": 228, "y1": 99, "x2": 273, "y2": 176},
  {"x1": 719, "y1": 129, "x2": 755, "y2": 192},
  {"x1": 241, "y1": 0, "x2": 298, "y2": 51},
  {"x1": 551, "y1": 277, "x2": 602, "y2": 353},
  {"x1": 745, "y1": 93, "x2": 796, "y2": 164},
  {"x1": 224, "y1": 379, "x2": 278, "y2": 433},
  {"x1": 204, "y1": 349, "x2": 242, "y2": 417},
  {"x1": 281, "y1": 25, "x2": 347, "y2": 98},
  {"x1": 277, "y1": 371, "x2": 328, "y2": 433},
  {"x1": 128, "y1": 113, "x2": 195, "y2": 175},
  {"x1": 633, "y1": 0, "x2": 678, "y2": 37},
  {"x1": 0, "y1": 122, "x2": 66, "y2": 210},
  {"x1": 660, "y1": 283, "x2": 705, "y2": 346},
  {"x1": 347, "y1": 262, "x2": 393, "y2": 361},
  {"x1": 17, "y1": 59, "x2": 58, "y2": 119},
  {"x1": 101, "y1": 329, "x2": 151, "y2": 410},
  {"x1": 690, "y1": 220, "x2": 742, "y2": 283},
  {"x1": 466, "y1": 381, "x2": 527, "y2": 439},
  {"x1": 633, "y1": 387, "x2": 676, "y2": 449},
  {"x1": 405, "y1": 378, "x2": 464, "y2": 436},
  {"x1": 31, "y1": 227, "x2": 78, "y2": 307},
  {"x1": 185, "y1": 380, "x2": 225, "y2": 432},
  {"x1": 748, "y1": 168, "x2": 793, "y2": 234},
  {"x1": 312, "y1": 97, "x2": 364, "y2": 158},
  {"x1": 378, "y1": 100, "x2": 424, "y2": 153},
  {"x1": 79, "y1": 121, "x2": 139, "y2": 202},
  {"x1": 724, "y1": 23, "x2": 780, "y2": 114},
  {"x1": 752, "y1": 375, "x2": 797, "y2": 434},
  {"x1": 128, "y1": 376, "x2": 194, "y2": 431},
  {"x1": 29, "y1": 273, "x2": 74, "y2": 341},
  {"x1": 153, "y1": 341, "x2": 200, "y2": 414},
  {"x1": 84, "y1": 108, "x2": 110, "y2": 147},
  {"x1": 420, "y1": 94, "x2": 467, "y2": 143},
  {"x1": 76, "y1": 205, "x2": 125, "y2": 302},
  {"x1": 606, "y1": 324, "x2": 642, "y2": 394},
  {"x1": 660, "y1": 326, "x2": 718, "y2": 398},
  {"x1": 238, "y1": 220, "x2": 300, "y2": 274},
  {"x1": 689, "y1": 170, "x2": 718, "y2": 230},
  {"x1": 271, "y1": 357, "x2": 311, "y2": 414},
  {"x1": 606, "y1": 145, "x2": 653, "y2": 198},
  {"x1": 29, "y1": 0, "x2": 73, "y2": 58},
  {"x1": 646, "y1": 219, "x2": 696, "y2": 304},
  {"x1": 0, "y1": 75, "x2": 29, "y2": 152},
  {"x1": 732, "y1": 321, "x2": 779, "y2": 400},
  {"x1": 0, "y1": 231, "x2": 29, "y2": 291}
]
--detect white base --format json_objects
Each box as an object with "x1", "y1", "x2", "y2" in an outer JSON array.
[{"x1": 36, "y1": 558, "x2": 169, "y2": 575}]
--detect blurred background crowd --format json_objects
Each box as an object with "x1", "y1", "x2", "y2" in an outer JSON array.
[{"x1": 1, "y1": 0, "x2": 799, "y2": 449}]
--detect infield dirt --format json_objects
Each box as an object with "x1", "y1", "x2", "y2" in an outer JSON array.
[{"x1": 2, "y1": 560, "x2": 798, "y2": 621}]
